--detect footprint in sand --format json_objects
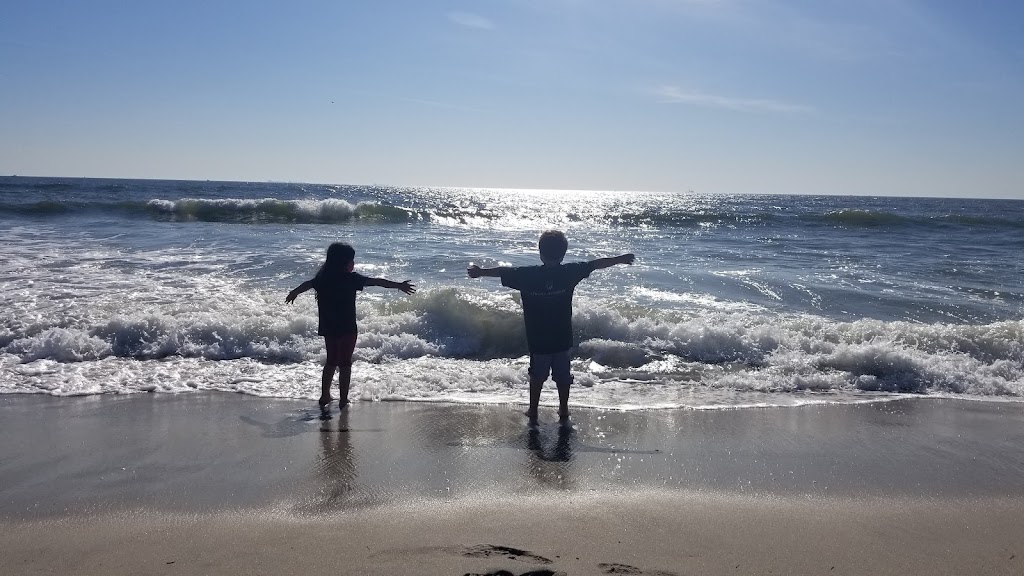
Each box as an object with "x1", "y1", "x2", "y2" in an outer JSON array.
[
  {"x1": 598, "y1": 562, "x2": 679, "y2": 576},
  {"x1": 462, "y1": 565, "x2": 565, "y2": 569},
  {"x1": 462, "y1": 544, "x2": 553, "y2": 565}
]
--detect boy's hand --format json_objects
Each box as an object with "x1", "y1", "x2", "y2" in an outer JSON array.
[
  {"x1": 285, "y1": 290, "x2": 299, "y2": 304},
  {"x1": 467, "y1": 264, "x2": 482, "y2": 279},
  {"x1": 399, "y1": 281, "x2": 416, "y2": 295},
  {"x1": 620, "y1": 253, "x2": 636, "y2": 265}
]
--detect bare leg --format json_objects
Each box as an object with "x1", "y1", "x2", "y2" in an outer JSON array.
[
  {"x1": 337, "y1": 363, "x2": 352, "y2": 407},
  {"x1": 320, "y1": 364, "x2": 336, "y2": 406},
  {"x1": 527, "y1": 378, "x2": 544, "y2": 421},
  {"x1": 556, "y1": 381, "x2": 570, "y2": 422}
]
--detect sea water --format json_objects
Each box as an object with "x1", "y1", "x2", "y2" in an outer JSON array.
[{"x1": 1, "y1": 177, "x2": 1021, "y2": 409}]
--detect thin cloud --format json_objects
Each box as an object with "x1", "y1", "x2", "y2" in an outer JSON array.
[
  {"x1": 448, "y1": 11, "x2": 495, "y2": 30},
  {"x1": 655, "y1": 86, "x2": 813, "y2": 114}
]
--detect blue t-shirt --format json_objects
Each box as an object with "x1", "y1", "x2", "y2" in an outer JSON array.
[
  {"x1": 312, "y1": 271, "x2": 368, "y2": 335},
  {"x1": 500, "y1": 262, "x2": 595, "y2": 354}
]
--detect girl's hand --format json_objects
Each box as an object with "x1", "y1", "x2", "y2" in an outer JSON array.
[
  {"x1": 399, "y1": 281, "x2": 416, "y2": 295},
  {"x1": 285, "y1": 290, "x2": 299, "y2": 304}
]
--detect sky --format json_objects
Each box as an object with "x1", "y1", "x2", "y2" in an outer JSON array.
[{"x1": 1, "y1": 0, "x2": 1023, "y2": 198}]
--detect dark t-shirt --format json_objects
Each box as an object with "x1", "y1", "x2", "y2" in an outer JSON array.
[
  {"x1": 312, "y1": 271, "x2": 368, "y2": 336},
  {"x1": 500, "y1": 262, "x2": 595, "y2": 354}
]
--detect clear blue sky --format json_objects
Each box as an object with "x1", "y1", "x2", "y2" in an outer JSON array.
[{"x1": 2, "y1": 0, "x2": 1023, "y2": 197}]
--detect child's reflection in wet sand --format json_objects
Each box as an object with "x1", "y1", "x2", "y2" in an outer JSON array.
[{"x1": 525, "y1": 424, "x2": 576, "y2": 489}]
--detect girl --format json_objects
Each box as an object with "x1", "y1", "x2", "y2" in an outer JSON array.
[{"x1": 286, "y1": 242, "x2": 415, "y2": 408}]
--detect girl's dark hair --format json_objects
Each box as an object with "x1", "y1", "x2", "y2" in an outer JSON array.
[{"x1": 316, "y1": 242, "x2": 355, "y2": 280}]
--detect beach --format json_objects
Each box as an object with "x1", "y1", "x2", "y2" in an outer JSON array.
[
  {"x1": 4, "y1": 0, "x2": 1024, "y2": 569},
  {"x1": 2, "y1": 394, "x2": 1022, "y2": 575}
]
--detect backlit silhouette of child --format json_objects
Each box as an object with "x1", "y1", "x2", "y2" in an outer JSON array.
[
  {"x1": 287, "y1": 242, "x2": 415, "y2": 408},
  {"x1": 468, "y1": 230, "x2": 634, "y2": 423}
]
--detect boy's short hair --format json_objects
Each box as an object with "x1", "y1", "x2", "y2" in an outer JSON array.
[{"x1": 538, "y1": 230, "x2": 568, "y2": 262}]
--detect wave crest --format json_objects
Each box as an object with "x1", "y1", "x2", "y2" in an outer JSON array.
[
  {"x1": 812, "y1": 209, "x2": 1024, "y2": 229},
  {"x1": 145, "y1": 198, "x2": 423, "y2": 223}
]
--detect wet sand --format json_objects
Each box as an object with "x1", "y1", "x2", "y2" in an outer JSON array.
[{"x1": 1, "y1": 394, "x2": 1023, "y2": 575}]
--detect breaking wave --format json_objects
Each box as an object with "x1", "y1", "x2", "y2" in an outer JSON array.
[
  {"x1": 2, "y1": 289, "x2": 1022, "y2": 403},
  {"x1": 811, "y1": 209, "x2": 1024, "y2": 229},
  {"x1": 144, "y1": 198, "x2": 425, "y2": 223},
  {"x1": 4, "y1": 197, "x2": 1023, "y2": 231},
  {"x1": 0, "y1": 198, "x2": 425, "y2": 224}
]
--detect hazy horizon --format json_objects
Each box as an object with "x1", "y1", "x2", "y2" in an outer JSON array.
[{"x1": 6, "y1": 173, "x2": 1024, "y2": 201}]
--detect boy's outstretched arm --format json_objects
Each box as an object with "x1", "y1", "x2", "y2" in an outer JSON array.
[
  {"x1": 285, "y1": 280, "x2": 314, "y2": 304},
  {"x1": 590, "y1": 253, "x2": 635, "y2": 270},
  {"x1": 366, "y1": 277, "x2": 416, "y2": 295},
  {"x1": 467, "y1": 264, "x2": 507, "y2": 279}
]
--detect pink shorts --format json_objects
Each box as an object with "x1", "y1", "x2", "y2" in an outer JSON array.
[{"x1": 324, "y1": 333, "x2": 358, "y2": 366}]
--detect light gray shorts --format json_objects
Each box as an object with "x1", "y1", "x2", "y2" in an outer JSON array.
[{"x1": 529, "y1": 350, "x2": 573, "y2": 386}]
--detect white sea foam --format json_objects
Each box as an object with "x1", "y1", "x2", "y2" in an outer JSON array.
[{"x1": 2, "y1": 273, "x2": 1022, "y2": 406}]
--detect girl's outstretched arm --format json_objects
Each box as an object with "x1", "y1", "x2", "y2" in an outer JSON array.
[
  {"x1": 285, "y1": 280, "x2": 315, "y2": 303},
  {"x1": 366, "y1": 278, "x2": 416, "y2": 295}
]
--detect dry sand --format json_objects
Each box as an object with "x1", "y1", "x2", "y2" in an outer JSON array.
[{"x1": 1, "y1": 394, "x2": 1022, "y2": 575}]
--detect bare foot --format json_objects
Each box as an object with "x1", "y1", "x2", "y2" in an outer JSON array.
[
  {"x1": 318, "y1": 395, "x2": 332, "y2": 407},
  {"x1": 525, "y1": 408, "x2": 538, "y2": 425}
]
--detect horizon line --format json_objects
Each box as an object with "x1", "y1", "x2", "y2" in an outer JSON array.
[{"x1": 0, "y1": 173, "x2": 1020, "y2": 201}]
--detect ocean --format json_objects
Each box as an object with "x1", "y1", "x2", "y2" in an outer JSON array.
[{"x1": 1, "y1": 176, "x2": 1021, "y2": 409}]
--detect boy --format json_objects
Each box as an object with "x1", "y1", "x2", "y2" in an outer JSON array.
[{"x1": 468, "y1": 230, "x2": 634, "y2": 423}]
